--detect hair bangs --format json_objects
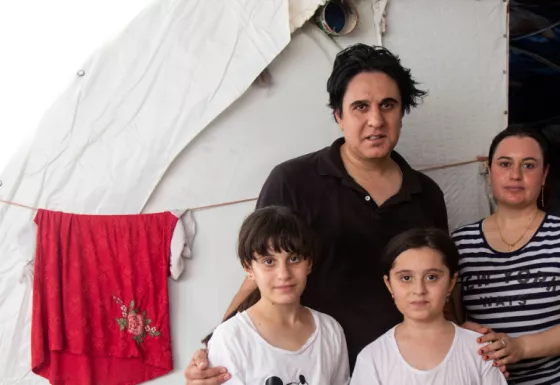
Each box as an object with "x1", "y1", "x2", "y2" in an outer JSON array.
[{"x1": 238, "y1": 206, "x2": 317, "y2": 268}]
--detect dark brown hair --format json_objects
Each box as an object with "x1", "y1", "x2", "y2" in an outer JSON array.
[
  {"x1": 237, "y1": 205, "x2": 317, "y2": 268},
  {"x1": 382, "y1": 228, "x2": 460, "y2": 278},
  {"x1": 488, "y1": 125, "x2": 550, "y2": 168},
  {"x1": 201, "y1": 206, "x2": 317, "y2": 346},
  {"x1": 327, "y1": 44, "x2": 427, "y2": 120}
]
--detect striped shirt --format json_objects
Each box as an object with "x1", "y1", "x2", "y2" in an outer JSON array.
[{"x1": 452, "y1": 214, "x2": 560, "y2": 385}]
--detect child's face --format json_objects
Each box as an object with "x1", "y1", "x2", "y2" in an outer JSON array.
[
  {"x1": 384, "y1": 247, "x2": 457, "y2": 323},
  {"x1": 246, "y1": 250, "x2": 311, "y2": 305}
]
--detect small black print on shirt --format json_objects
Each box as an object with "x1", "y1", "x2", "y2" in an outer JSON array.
[{"x1": 265, "y1": 374, "x2": 308, "y2": 385}]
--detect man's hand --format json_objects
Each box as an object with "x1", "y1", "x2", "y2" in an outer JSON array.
[{"x1": 184, "y1": 349, "x2": 231, "y2": 384}]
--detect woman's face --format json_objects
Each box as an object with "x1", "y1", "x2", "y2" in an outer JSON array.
[{"x1": 489, "y1": 136, "x2": 548, "y2": 208}]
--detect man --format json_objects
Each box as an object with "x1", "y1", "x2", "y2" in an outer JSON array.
[{"x1": 186, "y1": 44, "x2": 449, "y2": 384}]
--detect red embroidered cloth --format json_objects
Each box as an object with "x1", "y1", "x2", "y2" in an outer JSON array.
[{"x1": 32, "y1": 209, "x2": 178, "y2": 385}]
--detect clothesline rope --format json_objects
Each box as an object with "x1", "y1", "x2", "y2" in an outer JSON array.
[
  {"x1": 0, "y1": 199, "x2": 36, "y2": 210},
  {"x1": 0, "y1": 158, "x2": 484, "y2": 213}
]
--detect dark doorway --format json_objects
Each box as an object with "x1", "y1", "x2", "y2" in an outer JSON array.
[{"x1": 509, "y1": 1, "x2": 560, "y2": 215}]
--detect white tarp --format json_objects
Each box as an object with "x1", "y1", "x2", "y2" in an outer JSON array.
[
  {"x1": 1, "y1": 0, "x2": 296, "y2": 382},
  {"x1": 0, "y1": 0, "x2": 507, "y2": 384}
]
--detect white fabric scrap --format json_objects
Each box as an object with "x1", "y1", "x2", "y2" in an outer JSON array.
[
  {"x1": 169, "y1": 210, "x2": 196, "y2": 280},
  {"x1": 16, "y1": 220, "x2": 37, "y2": 284},
  {"x1": 182, "y1": 210, "x2": 196, "y2": 259},
  {"x1": 373, "y1": 0, "x2": 389, "y2": 46},
  {"x1": 289, "y1": 0, "x2": 327, "y2": 33}
]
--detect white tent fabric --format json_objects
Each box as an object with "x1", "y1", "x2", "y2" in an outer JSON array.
[
  {"x1": 0, "y1": 0, "x2": 300, "y2": 382},
  {"x1": 0, "y1": 0, "x2": 507, "y2": 384}
]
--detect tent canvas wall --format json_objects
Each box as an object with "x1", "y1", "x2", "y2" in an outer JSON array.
[{"x1": 0, "y1": 0, "x2": 508, "y2": 384}]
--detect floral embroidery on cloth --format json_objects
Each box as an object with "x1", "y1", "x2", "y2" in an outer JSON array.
[{"x1": 112, "y1": 295, "x2": 160, "y2": 344}]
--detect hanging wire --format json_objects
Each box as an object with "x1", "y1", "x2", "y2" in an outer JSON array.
[
  {"x1": 511, "y1": 19, "x2": 560, "y2": 41},
  {"x1": 0, "y1": 158, "x2": 485, "y2": 213}
]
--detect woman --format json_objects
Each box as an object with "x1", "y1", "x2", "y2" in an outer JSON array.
[{"x1": 452, "y1": 125, "x2": 560, "y2": 384}]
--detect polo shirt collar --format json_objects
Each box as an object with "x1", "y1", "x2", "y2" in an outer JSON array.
[{"x1": 317, "y1": 137, "x2": 422, "y2": 194}]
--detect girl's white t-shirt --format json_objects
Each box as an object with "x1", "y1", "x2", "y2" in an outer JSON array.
[
  {"x1": 208, "y1": 308, "x2": 350, "y2": 385},
  {"x1": 350, "y1": 323, "x2": 508, "y2": 385}
]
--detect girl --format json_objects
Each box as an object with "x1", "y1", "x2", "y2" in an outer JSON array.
[
  {"x1": 350, "y1": 228, "x2": 506, "y2": 384},
  {"x1": 203, "y1": 206, "x2": 350, "y2": 385}
]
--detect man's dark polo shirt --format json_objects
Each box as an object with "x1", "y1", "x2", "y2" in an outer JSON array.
[{"x1": 256, "y1": 138, "x2": 448, "y2": 368}]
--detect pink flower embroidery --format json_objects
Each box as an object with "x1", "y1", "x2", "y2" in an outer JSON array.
[
  {"x1": 112, "y1": 296, "x2": 161, "y2": 344},
  {"x1": 127, "y1": 313, "x2": 144, "y2": 336}
]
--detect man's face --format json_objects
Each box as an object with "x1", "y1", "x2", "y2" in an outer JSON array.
[{"x1": 335, "y1": 71, "x2": 403, "y2": 161}]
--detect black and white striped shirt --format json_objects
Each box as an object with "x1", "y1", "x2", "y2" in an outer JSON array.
[{"x1": 452, "y1": 214, "x2": 560, "y2": 385}]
